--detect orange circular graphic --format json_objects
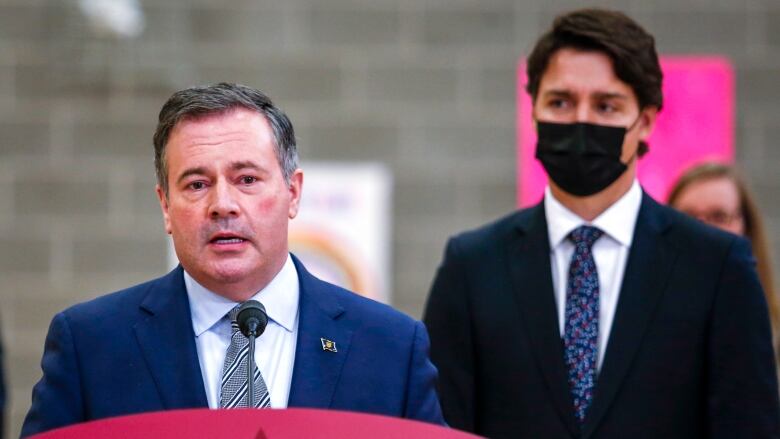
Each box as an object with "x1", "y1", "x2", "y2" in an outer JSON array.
[{"x1": 289, "y1": 227, "x2": 378, "y2": 300}]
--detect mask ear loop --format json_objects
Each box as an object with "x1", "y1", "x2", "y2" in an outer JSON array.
[
  {"x1": 626, "y1": 112, "x2": 643, "y2": 132},
  {"x1": 622, "y1": 112, "x2": 645, "y2": 165}
]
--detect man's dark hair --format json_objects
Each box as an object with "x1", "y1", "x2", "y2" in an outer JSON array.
[
  {"x1": 153, "y1": 82, "x2": 298, "y2": 196},
  {"x1": 526, "y1": 9, "x2": 662, "y2": 156}
]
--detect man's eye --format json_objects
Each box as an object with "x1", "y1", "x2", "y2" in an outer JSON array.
[
  {"x1": 188, "y1": 181, "x2": 206, "y2": 190},
  {"x1": 549, "y1": 99, "x2": 569, "y2": 109},
  {"x1": 598, "y1": 103, "x2": 617, "y2": 113},
  {"x1": 240, "y1": 176, "x2": 257, "y2": 185}
]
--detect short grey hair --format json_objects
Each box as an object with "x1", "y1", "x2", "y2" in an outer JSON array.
[{"x1": 153, "y1": 82, "x2": 298, "y2": 196}]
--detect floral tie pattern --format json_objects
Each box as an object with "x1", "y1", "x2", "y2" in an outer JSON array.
[{"x1": 563, "y1": 225, "x2": 603, "y2": 424}]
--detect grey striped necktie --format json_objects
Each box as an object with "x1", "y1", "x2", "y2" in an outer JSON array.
[{"x1": 219, "y1": 305, "x2": 271, "y2": 408}]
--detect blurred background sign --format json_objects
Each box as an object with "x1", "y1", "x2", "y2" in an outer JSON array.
[
  {"x1": 517, "y1": 56, "x2": 735, "y2": 206},
  {"x1": 289, "y1": 162, "x2": 393, "y2": 303}
]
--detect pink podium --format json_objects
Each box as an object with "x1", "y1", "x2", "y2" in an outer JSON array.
[{"x1": 31, "y1": 408, "x2": 482, "y2": 439}]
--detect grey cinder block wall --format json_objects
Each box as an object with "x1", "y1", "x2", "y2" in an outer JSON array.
[{"x1": 1, "y1": 0, "x2": 779, "y2": 436}]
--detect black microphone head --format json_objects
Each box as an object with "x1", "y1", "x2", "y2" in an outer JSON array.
[{"x1": 236, "y1": 300, "x2": 268, "y2": 338}]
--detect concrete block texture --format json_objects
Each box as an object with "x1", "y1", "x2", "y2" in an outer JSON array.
[
  {"x1": 305, "y1": 122, "x2": 400, "y2": 162},
  {"x1": 73, "y1": 120, "x2": 154, "y2": 158},
  {"x1": 1, "y1": 1, "x2": 779, "y2": 437},
  {"x1": 0, "y1": 238, "x2": 50, "y2": 274},
  {"x1": 366, "y1": 64, "x2": 458, "y2": 102},
  {"x1": 422, "y1": 7, "x2": 515, "y2": 46},
  {"x1": 13, "y1": 177, "x2": 111, "y2": 216},
  {"x1": 73, "y1": 237, "x2": 167, "y2": 275},
  {"x1": 769, "y1": 10, "x2": 780, "y2": 48},
  {"x1": 650, "y1": 11, "x2": 748, "y2": 52},
  {"x1": 193, "y1": 55, "x2": 343, "y2": 102},
  {"x1": 0, "y1": 4, "x2": 72, "y2": 41},
  {"x1": 306, "y1": 5, "x2": 401, "y2": 45},
  {"x1": 0, "y1": 121, "x2": 50, "y2": 156},
  {"x1": 189, "y1": 6, "x2": 286, "y2": 46},
  {"x1": 738, "y1": 67, "x2": 780, "y2": 107}
]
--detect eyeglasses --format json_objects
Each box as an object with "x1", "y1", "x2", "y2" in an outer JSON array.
[{"x1": 682, "y1": 209, "x2": 743, "y2": 227}]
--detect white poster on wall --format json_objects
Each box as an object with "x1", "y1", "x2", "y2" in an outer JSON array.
[
  {"x1": 289, "y1": 162, "x2": 392, "y2": 304},
  {"x1": 167, "y1": 161, "x2": 393, "y2": 304}
]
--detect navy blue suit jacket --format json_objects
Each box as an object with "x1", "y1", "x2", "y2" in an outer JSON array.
[
  {"x1": 23, "y1": 256, "x2": 444, "y2": 436},
  {"x1": 424, "y1": 193, "x2": 780, "y2": 438}
]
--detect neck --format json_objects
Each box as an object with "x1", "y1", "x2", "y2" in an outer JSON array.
[{"x1": 550, "y1": 165, "x2": 636, "y2": 222}]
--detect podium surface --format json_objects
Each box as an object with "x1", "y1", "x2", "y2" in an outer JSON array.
[{"x1": 31, "y1": 408, "x2": 481, "y2": 438}]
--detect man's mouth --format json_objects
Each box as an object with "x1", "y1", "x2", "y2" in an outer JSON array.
[{"x1": 209, "y1": 234, "x2": 247, "y2": 245}]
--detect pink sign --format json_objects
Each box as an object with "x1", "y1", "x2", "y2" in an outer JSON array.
[{"x1": 517, "y1": 56, "x2": 735, "y2": 206}]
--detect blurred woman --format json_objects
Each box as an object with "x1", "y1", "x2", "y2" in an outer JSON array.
[{"x1": 668, "y1": 162, "x2": 779, "y2": 354}]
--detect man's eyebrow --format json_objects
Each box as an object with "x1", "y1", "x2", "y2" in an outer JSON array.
[
  {"x1": 592, "y1": 92, "x2": 630, "y2": 101},
  {"x1": 230, "y1": 161, "x2": 263, "y2": 172},
  {"x1": 541, "y1": 90, "x2": 630, "y2": 101},
  {"x1": 541, "y1": 89, "x2": 573, "y2": 98},
  {"x1": 176, "y1": 167, "x2": 208, "y2": 184}
]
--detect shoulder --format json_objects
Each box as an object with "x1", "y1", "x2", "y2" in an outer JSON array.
[
  {"x1": 444, "y1": 205, "x2": 538, "y2": 259},
  {"x1": 638, "y1": 195, "x2": 755, "y2": 280},
  {"x1": 313, "y1": 276, "x2": 419, "y2": 329},
  {"x1": 293, "y1": 257, "x2": 420, "y2": 337},
  {"x1": 304, "y1": 279, "x2": 432, "y2": 368},
  {"x1": 57, "y1": 269, "x2": 179, "y2": 329},
  {"x1": 648, "y1": 196, "x2": 745, "y2": 257}
]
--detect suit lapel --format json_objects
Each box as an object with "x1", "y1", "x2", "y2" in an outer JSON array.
[
  {"x1": 287, "y1": 256, "x2": 353, "y2": 408},
  {"x1": 582, "y1": 194, "x2": 677, "y2": 438},
  {"x1": 506, "y1": 203, "x2": 580, "y2": 437},
  {"x1": 133, "y1": 266, "x2": 209, "y2": 409}
]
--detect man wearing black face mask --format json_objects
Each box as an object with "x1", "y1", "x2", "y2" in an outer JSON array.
[{"x1": 423, "y1": 8, "x2": 780, "y2": 439}]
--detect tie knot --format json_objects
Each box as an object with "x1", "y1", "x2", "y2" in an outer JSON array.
[
  {"x1": 227, "y1": 305, "x2": 241, "y2": 333},
  {"x1": 569, "y1": 225, "x2": 603, "y2": 248}
]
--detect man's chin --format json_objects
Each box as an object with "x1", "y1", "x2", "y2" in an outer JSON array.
[
  {"x1": 183, "y1": 255, "x2": 282, "y2": 298},
  {"x1": 183, "y1": 259, "x2": 254, "y2": 285},
  {"x1": 209, "y1": 265, "x2": 254, "y2": 284},
  {"x1": 192, "y1": 266, "x2": 261, "y2": 301}
]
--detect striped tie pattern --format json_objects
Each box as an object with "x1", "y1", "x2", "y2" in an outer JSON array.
[
  {"x1": 219, "y1": 306, "x2": 271, "y2": 409},
  {"x1": 563, "y1": 225, "x2": 603, "y2": 424}
]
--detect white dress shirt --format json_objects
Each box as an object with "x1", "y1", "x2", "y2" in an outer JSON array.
[
  {"x1": 185, "y1": 254, "x2": 299, "y2": 409},
  {"x1": 544, "y1": 180, "x2": 642, "y2": 371}
]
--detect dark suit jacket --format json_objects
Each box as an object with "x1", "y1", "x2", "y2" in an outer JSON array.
[
  {"x1": 22, "y1": 256, "x2": 444, "y2": 436},
  {"x1": 424, "y1": 193, "x2": 780, "y2": 438}
]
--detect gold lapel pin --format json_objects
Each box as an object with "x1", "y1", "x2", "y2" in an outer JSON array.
[{"x1": 320, "y1": 338, "x2": 337, "y2": 353}]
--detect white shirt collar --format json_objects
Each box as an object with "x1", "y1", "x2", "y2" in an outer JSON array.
[
  {"x1": 544, "y1": 179, "x2": 642, "y2": 249},
  {"x1": 185, "y1": 254, "x2": 300, "y2": 336}
]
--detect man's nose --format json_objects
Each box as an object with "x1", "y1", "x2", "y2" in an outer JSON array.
[
  {"x1": 208, "y1": 180, "x2": 240, "y2": 218},
  {"x1": 575, "y1": 103, "x2": 591, "y2": 123}
]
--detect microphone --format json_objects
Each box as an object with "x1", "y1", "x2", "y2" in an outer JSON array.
[
  {"x1": 236, "y1": 300, "x2": 268, "y2": 408},
  {"x1": 237, "y1": 300, "x2": 268, "y2": 338}
]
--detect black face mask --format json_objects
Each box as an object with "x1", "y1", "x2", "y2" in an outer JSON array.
[{"x1": 535, "y1": 121, "x2": 634, "y2": 197}]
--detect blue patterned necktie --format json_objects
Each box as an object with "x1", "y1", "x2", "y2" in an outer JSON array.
[
  {"x1": 219, "y1": 306, "x2": 271, "y2": 408},
  {"x1": 563, "y1": 225, "x2": 603, "y2": 424}
]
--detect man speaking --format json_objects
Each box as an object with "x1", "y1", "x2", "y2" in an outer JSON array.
[{"x1": 23, "y1": 83, "x2": 444, "y2": 436}]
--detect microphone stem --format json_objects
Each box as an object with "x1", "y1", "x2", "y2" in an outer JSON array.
[{"x1": 248, "y1": 332, "x2": 256, "y2": 408}]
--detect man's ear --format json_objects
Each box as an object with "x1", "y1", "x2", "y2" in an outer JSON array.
[
  {"x1": 156, "y1": 184, "x2": 172, "y2": 234},
  {"x1": 638, "y1": 106, "x2": 658, "y2": 141},
  {"x1": 287, "y1": 169, "x2": 303, "y2": 219}
]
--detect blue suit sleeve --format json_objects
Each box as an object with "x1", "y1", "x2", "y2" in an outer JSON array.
[
  {"x1": 707, "y1": 237, "x2": 780, "y2": 438},
  {"x1": 22, "y1": 312, "x2": 85, "y2": 437},
  {"x1": 402, "y1": 320, "x2": 446, "y2": 425}
]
